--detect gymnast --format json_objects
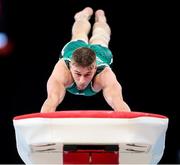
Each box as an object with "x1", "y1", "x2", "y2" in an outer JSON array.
[{"x1": 41, "y1": 7, "x2": 131, "y2": 113}]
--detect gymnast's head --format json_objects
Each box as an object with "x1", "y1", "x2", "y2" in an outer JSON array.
[{"x1": 70, "y1": 47, "x2": 97, "y2": 90}]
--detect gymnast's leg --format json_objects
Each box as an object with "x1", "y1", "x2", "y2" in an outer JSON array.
[
  {"x1": 89, "y1": 9, "x2": 111, "y2": 47},
  {"x1": 71, "y1": 7, "x2": 93, "y2": 42}
]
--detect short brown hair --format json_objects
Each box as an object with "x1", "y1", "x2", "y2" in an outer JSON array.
[{"x1": 71, "y1": 47, "x2": 96, "y2": 67}]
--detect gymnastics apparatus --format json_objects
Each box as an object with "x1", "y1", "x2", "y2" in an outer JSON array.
[{"x1": 13, "y1": 110, "x2": 168, "y2": 164}]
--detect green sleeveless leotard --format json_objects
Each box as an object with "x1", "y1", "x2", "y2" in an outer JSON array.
[{"x1": 60, "y1": 40, "x2": 113, "y2": 96}]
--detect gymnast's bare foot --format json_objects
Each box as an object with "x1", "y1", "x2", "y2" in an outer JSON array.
[
  {"x1": 95, "y1": 9, "x2": 107, "y2": 22},
  {"x1": 74, "y1": 7, "x2": 93, "y2": 21}
]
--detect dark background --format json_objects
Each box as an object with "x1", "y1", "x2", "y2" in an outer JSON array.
[{"x1": 0, "y1": 0, "x2": 179, "y2": 164}]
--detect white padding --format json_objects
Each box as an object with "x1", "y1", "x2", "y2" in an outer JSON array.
[{"x1": 13, "y1": 111, "x2": 168, "y2": 164}]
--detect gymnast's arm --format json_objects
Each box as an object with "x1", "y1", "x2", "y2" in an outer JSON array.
[
  {"x1": 40, "y1": 60, "x2": 69, "y2": 113},
  {"x1": 100, "y1": 67, "x2": 131, "y2": 112}
]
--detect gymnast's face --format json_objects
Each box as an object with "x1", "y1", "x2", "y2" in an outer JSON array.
[{"x1": 70, "y1": 62, "x2": 97, "y2": 90}]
